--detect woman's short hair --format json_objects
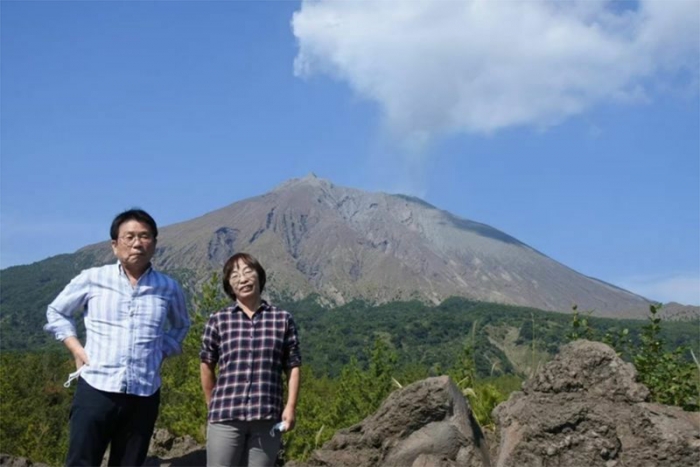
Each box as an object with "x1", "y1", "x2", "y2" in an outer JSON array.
[{"x1": 222, "y1": 252, "x2": 267, "y2": 301}]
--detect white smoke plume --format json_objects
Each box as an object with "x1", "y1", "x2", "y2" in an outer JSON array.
[{"x1": 292, "y1": 0, "x2": 699, "y2": 144}]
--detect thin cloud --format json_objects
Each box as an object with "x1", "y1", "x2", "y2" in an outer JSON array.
[{"x1": 292, "y1": 0, "x2": 699, "y2": 144}]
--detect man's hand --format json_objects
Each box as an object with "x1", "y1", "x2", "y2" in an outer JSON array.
[
  {"x1": 282, "y1": 404, "x2": 296, "y2": 431},
  {"x1": 73, "y1": 348, "x2": 90, "y2": 370},
  {"x1": 64, "y1": 336, "x2": 89, "y2": 370}
]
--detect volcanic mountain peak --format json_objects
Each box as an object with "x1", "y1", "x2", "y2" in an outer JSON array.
[{"x1": 77, "y1": 175, "x2": 650, "y2": 317}]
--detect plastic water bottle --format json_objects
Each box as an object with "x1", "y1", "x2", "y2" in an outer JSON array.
[{"x1": 270, "y1": 421, "x2": 287, "y2": 436}]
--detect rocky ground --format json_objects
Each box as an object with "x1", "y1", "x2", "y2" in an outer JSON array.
[
  {"x1": 3, "y1": 340, "x2": 699, "y2": 466},
  {"x1": 289, "y1": 340, "x2": 699, "y2": 467}
]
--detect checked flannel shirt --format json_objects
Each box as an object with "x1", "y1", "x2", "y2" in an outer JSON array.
[{"x1": 200, "y1": 300, "x2": 301, "y2": 423}]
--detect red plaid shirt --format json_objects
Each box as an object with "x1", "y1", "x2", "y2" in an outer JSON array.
[{"x1": 200, "y1": 301, "x2": 301, "y2": 423}]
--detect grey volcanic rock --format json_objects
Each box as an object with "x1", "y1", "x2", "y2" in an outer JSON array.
[
  {"x1": 287, "y1": 376, "x2": 491, "y2": 467},
  {"x1": 78, "y1": 174, "x2": 650, "y2": 317},
  {"x1": 144, "y1": 429, "x2": 205, "y2": 466},
  {"x1": 292, "y1": 341, "x2": 698, "y2": 467},
  {"x1": 493, "y1": 340, "x2": 700, "y2": 467},
  {"x1": 0, "y1": 455, "x2": 50, "y2": 467},
  {"x1": 522, "y1": 340, "x2": 650, "y2": 403}
]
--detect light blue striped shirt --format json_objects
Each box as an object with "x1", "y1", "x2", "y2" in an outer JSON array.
[{"x1": 44, "y1": 262, "x2": 190, "y2": 396}]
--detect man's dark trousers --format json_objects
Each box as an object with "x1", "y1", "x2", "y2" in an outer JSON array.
[{"x1": 66, "y1": 378, "x2": 160, "y2": 466}]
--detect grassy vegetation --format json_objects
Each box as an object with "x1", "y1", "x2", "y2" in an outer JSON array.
[{"x1": 2, "y1": 280, "x2": 698, "y2": 465}]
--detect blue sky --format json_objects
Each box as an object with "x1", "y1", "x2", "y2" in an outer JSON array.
[{"x1": 2, "y1": 0, "x2": 698, "y2": 305}]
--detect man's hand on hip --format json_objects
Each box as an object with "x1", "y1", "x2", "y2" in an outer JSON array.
[{"x1": 64, "y1": 336, "x2": 90, "y2": 370}]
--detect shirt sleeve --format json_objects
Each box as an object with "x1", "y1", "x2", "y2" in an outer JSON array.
[
  {"x1": 162, "y1": 283, "x2": 190, "y2": 358},
  {"x1": 43, "y1": 269, "x2": 91, "y2": 341},
  {"x1": 200, "y1": 313, "x2": 221, "y2": 364},
  {"x1": 283, "y1": 313, "x2": 302, "y2": 370}
]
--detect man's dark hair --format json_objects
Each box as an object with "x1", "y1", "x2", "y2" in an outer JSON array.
[
  {"x1": 110, "y1": 209, "x2": 158, "y2": 240},
  {"x1": 222, "y1": 252, "x2": 267, "y2": 301}
]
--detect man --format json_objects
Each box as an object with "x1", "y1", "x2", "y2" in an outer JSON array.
[{"x1": 44, "y1": 209, "x2": 190, "y2": 466}]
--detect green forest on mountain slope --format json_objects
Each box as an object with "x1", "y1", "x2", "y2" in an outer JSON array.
[
  {"x1": 280, "y1": 295, "x2": 698, "y2": 376},
  {"x1": 0, "y1": 255, "x2": 201, "y2": 351},
  {"x1": 1, "y1": 274, "x2": 698, "y2": 465},
  {"x1": 2, "y1": 256, "x2": 698, "y2": 362},
  {"x1": 2, "y1": 250, "x2": 697, "y2": 353},
  {"x1": 3, "y1": 265, "x2": 697, "y2": 373},
  {"x1": 0, "y1": 252, "x2": 106, "y2": 351}
]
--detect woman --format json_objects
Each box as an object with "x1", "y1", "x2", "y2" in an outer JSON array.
[{"x1": 200, "y1": 253, "x2": 302, "y2": 467}]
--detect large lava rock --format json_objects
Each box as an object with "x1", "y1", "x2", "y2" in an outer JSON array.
[
  {"x1": 493, "y1": 340, "x2": 700, "y2": 467},
  {"x1": 288, "y1": 375, "x2": 491, "y2": 467}
]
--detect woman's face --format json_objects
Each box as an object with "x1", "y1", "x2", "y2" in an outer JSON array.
[{"x1": 229, "y1": 258, "x2": 261, "y2": 301}]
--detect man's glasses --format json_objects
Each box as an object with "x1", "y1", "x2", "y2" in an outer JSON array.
[{"x1": 118, "y1": 233, "x2": 154, "y2": 246}]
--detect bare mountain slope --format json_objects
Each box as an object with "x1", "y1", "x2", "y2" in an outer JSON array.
[{"x1": 81, "y1": 174, "x2": 651, "y2": 317}]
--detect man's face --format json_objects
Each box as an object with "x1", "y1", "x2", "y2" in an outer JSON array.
[
  {"x1": 228, "y1": 259, "x2": 261, "y2": 301},
  {"x1": 111, "y1": 219, "x2": 156, "y2": 271}
]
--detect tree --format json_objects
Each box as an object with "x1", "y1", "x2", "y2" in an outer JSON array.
[
  {"x1": 566, "y1": 305, "x2": 595, "y2": 341},
  {"x1": 633, "y1": 304, "x2": 699, "y2": 410},
  {"x1": 366, "y1": 336, "x2": 398, "y2": 408},
  {"x1": 159, "y1": 273, "x2": 230, "y2": 440},
  {"x1": 449, "y1": 323, "x2": 477, "y2": 389}
]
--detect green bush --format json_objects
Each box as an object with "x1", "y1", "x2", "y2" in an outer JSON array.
[
  {"x1": 633, "y1": 305, "x2": 699, "y2": 410},
  {"x1": 567, "y1": 303, "x2": 699, "y2": 411}
]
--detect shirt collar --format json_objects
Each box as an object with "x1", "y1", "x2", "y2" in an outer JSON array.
[
  {"x1": 232, "y1": 299, "x2": 270, "y2": 314},
  {"x1": 116, "y1": 261, "x2": 153, "y2": 278}
]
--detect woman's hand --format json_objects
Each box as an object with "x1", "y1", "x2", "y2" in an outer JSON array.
[
  {"x1": 282, "y1": 404, "x2": 296, "y2": 431},
  {"x1": 200, "y1": 361, "x2": 217, "y2": 407}
]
